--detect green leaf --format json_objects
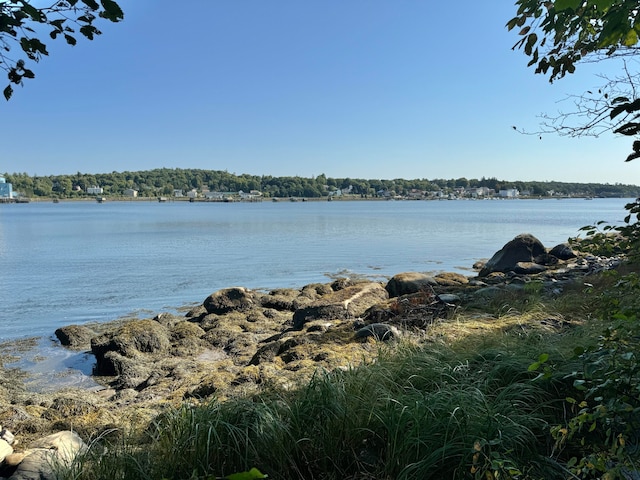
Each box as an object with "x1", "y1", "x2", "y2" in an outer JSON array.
[
  {"x1": 555, "y1": 0, "x2": 582, "y2": 11},
  {"x1": 3, "y1": 85, "x2": 13, "y2": 101},
  {"x1": 226, "y1": 468, "x2": 268, "y2": 480},
  {"x1": 623, "y1": 29, "x2": 638, "y2": 46}
]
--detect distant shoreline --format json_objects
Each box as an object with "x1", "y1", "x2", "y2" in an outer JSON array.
[{"x1": 5, "y1": 194, "x2": 621, "y2": 204}]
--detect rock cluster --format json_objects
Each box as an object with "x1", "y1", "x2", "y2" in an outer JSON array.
[{"x1": 0, "y1": 233, "x2": 624, "y2": 479}]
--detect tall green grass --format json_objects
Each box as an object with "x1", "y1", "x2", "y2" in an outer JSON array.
[{"x1": 61, "y1": 337, "x2": 577, "y2": 480}]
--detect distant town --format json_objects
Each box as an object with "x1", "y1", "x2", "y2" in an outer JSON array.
[{"x1": 1, "y1": 169, "x2": 639, "y2": 202}]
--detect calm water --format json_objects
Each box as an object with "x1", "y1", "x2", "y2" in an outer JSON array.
[{"x1": 0, "y1": 197, "x2": 632, "y2": 342}]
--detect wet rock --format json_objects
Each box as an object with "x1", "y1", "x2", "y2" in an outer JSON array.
[
  {"x1": 385, "y1": 272, "x2": 437, "y2": 298},
  {"x1": 479, "y1": 234, "x2": 546, "y2": 276},
  {"x1": 54, "y1": 325, "x2": 93, "y2": 350},
  {"x1": 292, "y1": 282, "x2": 388, "y2": 329}
]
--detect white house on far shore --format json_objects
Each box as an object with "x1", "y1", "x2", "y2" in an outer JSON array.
[
  {"x1": 0, "y1": 177, "x2": 13, "y2": 198},
  {"x1": 499, "y1": 189, "x2": 520, "y2": 198},
  {"x1": 87, "y1": 186, "x2": 103, "y2": 195},
  {"x1": 124, "y1": 188, "x2": 138, "y2": 197}
]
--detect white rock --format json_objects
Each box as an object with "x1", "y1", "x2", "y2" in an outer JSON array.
[{"x1": 0, "y1": 438, "x2": 13, "y2": 463}]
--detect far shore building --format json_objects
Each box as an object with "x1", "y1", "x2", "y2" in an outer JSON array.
[
  {"x1": 0, "y1": 177, "x2": 13, "y2": 198},
  {"x1": 87, "y1": 186, "x2": 103, "y2": 195},
  {"x1": 173, "y1": 189, "x2": 183, "y2": 197},
  {"x1": 124, "y1": 188, "x2": 138, "y2": 198},
  {"x1": 499, "y1": 188, "x2": 520, "y2": 198},
  {"x1": 186, "y1": 189, "x2": 198, "y2": 199}
]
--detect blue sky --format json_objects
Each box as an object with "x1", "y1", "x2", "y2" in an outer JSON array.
[{"x1": 2, "y1": 1, "x2": 639, "y2": 184}]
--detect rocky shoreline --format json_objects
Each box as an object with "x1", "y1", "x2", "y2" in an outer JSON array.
[{"x1": 0, "y1": 233, "x2": 622, "y2": 479}]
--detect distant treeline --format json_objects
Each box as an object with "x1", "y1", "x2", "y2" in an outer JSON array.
[{"x1": 4, "y1": 168, "x2": 639, "y2": 198}]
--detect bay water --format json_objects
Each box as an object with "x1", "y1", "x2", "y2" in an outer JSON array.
[{"x1": 0, "y1": 197, "x2": 632, "y2": 344}]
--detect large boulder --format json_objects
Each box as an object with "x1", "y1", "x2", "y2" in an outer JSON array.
[
  {"x1": 479, "y1": 234, "x2": 546, "y2": 276},
  {"x1": 293, "y1": 282, "x2": 389, "y2": 329},
  {"x1": 385, "y1": 272, "x2": 437, "y2": 298}
]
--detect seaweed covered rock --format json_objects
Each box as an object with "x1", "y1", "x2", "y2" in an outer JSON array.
[
  {"x1": 91, "y1": 319, "x2": 171, "y2": 375},
  {"x1": 203, "y1": 287, "x2": 255, "y2": 315}
]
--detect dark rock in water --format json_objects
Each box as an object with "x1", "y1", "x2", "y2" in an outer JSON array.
[
  {"x1": 385, "y1": 272, "x2": 437, "y2": 298},
  {"x1": 479, "y1": 234, "x2": 546, "y2": 276},
  {"x1": 292, "y1": 282, "x2": 388, "y2": 329},
  {"x1": 54, "y1": 325, "x2": 93, "y2": 350},
  {"x1": 355, "y1": 323, "x2": 398, "y2": 341},
  {"x1": 203, "y1": 287, "x2": 255, "y2": 314},
  {"x1": 549, "y1": 242, "x2": 577, "y2": 260}
]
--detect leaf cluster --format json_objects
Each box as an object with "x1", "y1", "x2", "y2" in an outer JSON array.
[
  {"x1": 0, "y1": 0, "x2": 123, "y2": 100},
  {"x1": 508, "y1": 0, "x2": 640, "y2": 83}
]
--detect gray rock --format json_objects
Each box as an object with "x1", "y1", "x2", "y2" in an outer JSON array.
[
  {"x1": 355, "y1": 323, "x2": 399, "y2": 341},
  {"x1": 549, "y1": 242, "x2": 577, "y2": 260},
  {"x1": 437, "y1": 293, "x2": 461, "y2": 304},
  {"x1": 479, "y1": 234, "x2": 546, "y2": 276}
]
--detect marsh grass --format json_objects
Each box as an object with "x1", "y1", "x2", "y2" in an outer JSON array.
[{"x1": 64, "y1": 346, "x2": 575, "y2": 478}]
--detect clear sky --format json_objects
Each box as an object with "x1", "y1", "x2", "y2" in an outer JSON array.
[{"x1": 2, "y1": 1, "x2": 640, "y2": 184}]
